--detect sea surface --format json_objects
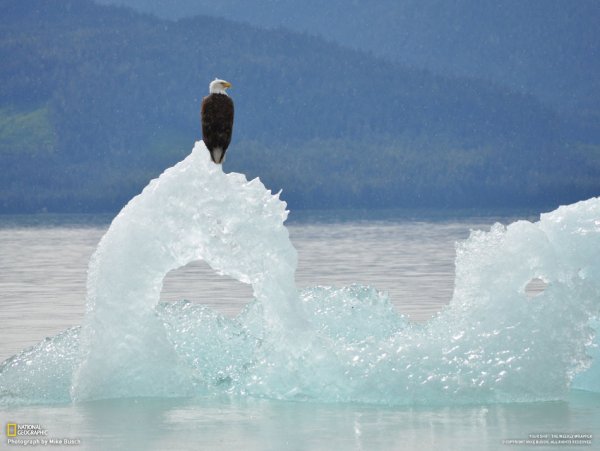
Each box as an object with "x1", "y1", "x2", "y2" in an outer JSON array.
[{"x1": 0, "y1": 211, "x2": 598, "y2": 450}]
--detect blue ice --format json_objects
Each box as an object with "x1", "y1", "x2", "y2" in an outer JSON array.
[{"x1": 1, "y1": 141, "x2": 599, "y2": 405}]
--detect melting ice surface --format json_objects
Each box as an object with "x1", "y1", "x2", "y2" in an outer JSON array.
[{"x1": 1, "y1": 141, "x2": 599, "y2": 405}]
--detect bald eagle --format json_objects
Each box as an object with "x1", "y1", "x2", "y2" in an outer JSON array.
[{"x1": 201, "y1": 78, "x2": 234, "y2": 164}]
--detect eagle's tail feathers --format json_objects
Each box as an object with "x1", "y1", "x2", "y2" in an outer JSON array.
[{"x1": 211, "y1": 147, "x2": 224, "y2": 164}]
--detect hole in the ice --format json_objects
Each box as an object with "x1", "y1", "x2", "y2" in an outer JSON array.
[
  {"x1": 160, "y1": 260, "x2": 253, "y2": 317},
  {"x1": 524, "y1": 277, "x2": 549, "y2": 298}
]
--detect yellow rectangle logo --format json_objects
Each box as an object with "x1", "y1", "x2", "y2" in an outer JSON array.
[{"x1": 7, "y1": 423, "x2": 17, "y2": 437}]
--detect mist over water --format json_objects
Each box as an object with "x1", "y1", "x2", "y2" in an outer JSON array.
[{"x1": 0, "y1": 142, "x2": 598, "y2": 408}]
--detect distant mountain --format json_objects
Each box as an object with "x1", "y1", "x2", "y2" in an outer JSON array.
[
  {"x1": 0, "y1": 0, "x2": 598, "y2": 213},
  {"x1": 95, "y1": 0, "x2": 600, "y2": 131}
]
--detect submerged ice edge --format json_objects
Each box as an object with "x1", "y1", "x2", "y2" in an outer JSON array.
[{"x1": 1, "y1": 141, "x2": 599, "y2": 406}]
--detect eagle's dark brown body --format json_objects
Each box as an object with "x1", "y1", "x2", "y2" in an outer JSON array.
[{"x1": 201, "y1": 93, "x2": 234, "y2": 164}]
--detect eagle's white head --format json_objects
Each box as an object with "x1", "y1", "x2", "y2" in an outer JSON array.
[{"x1": 209, "y1": 78, "x2": 232, "y2": 95}]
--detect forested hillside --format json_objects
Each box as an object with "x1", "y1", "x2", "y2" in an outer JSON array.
[
  {"x1": 98, "y1": 0, "x2": 600, "y2": 131},
  {"x1": 1, "y1": 0, "x2": 598, "y2": 213}
]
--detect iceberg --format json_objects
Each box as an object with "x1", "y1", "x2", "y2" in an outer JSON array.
[
  {"x1": 573, "y1": 318, "x2": 600, "y2": 392},
  {"x1": 73, "y1": 141, "x2": 304, "y2": 401},
  {"x1": 1, "y1": 141, "x2": 599, "y2": 405}
]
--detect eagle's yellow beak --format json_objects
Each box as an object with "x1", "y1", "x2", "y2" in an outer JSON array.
[{"x1": 223, "y1": 81, "x2": 232, "y2": 88}]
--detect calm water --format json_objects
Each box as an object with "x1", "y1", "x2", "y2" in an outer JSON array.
[{"x1": 1, "y1": 212, "x2": 598, "y2": 450}]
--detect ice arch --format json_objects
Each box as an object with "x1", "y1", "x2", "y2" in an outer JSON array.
[{"x1": 72, "y1": 141, "x2": 303, "y2": 401}]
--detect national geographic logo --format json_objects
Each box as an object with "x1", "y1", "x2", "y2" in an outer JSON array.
[
  {"x1": 4, "y1": 422, "x2": 81, "y2": 446},
  {"x1": 6, "y1": 423, "x2": 17, "y2": 437},
  {"x1": 5, "y1": 423, "x2": 48, "y2": 437}
]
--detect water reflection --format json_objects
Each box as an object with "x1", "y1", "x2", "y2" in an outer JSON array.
[{"x1": 3, "y1": 392, "x2": 598, "y2": 451}]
